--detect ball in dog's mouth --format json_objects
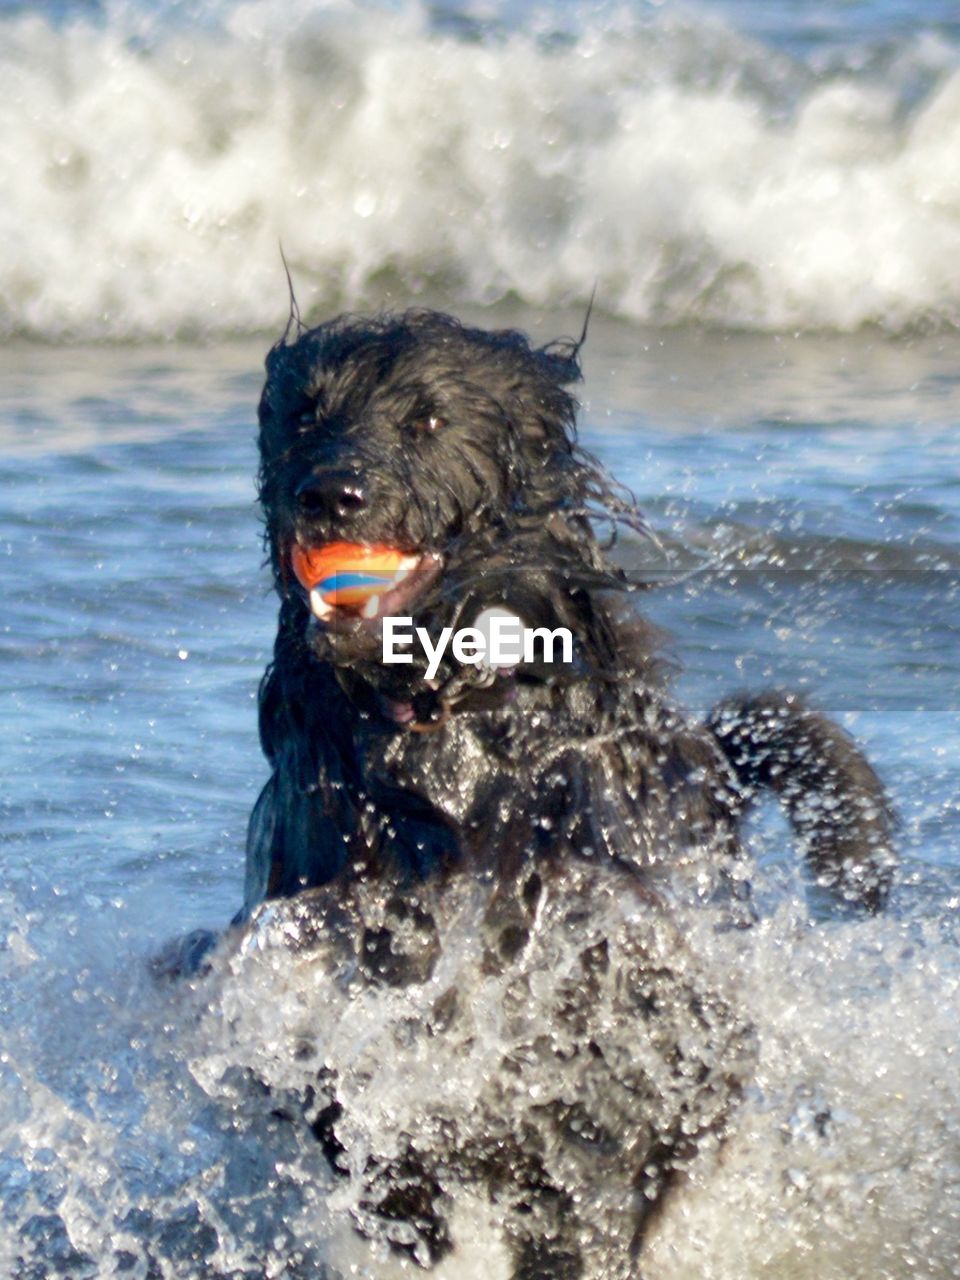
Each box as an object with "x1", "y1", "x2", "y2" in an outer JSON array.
[{"x1": 289, "y1": 542, "x2": 442, "y2": 623}]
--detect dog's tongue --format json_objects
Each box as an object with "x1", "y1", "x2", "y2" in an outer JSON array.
[{"x1": 290, "y1": 542, "x2": 420, "y2": 613}]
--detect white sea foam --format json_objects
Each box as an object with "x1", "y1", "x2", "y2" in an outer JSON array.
[
  {"x1": 174, "y1": 873, "x2": 960, "y2": 1279},
  {"x1": 3, "y1": 0, "x2": 960, "y2": 339}
]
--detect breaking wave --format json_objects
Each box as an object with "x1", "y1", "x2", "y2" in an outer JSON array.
[{"x1": 4, "y1": 0, "x2": 960, "y2": 339}]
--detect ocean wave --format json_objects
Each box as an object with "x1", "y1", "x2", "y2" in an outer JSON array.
[{"x1": 3, "y1": 0, "x2": 960, "y2": 339}]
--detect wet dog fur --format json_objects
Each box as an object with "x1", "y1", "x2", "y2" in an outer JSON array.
[{"x1": 234, "y1": 309, "x2": 894, "y2": 1274}]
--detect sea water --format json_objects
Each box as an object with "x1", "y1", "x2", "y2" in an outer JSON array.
[
  {"x1": 2, "y1": 0, "x2": 960, "y2": 1275},
  {"x1": 3, "y1": 0, "x2": 960, "y2": 339}
]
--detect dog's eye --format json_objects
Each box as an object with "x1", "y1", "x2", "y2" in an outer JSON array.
[
  {"x1": 297, "y1": 409, "x2": 318, "y2": 432},
  {"x1": 407, "y1": 415, "x2": 447, "y2": 433}
]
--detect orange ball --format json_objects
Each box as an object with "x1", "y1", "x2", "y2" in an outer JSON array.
[{"x1": 290, "y1": 542, "x2": 413, "y2": 607}]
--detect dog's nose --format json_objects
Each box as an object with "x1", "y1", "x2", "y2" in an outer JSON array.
[{"x1": 296, "y1": 470, "x2": 367, "y2": 524}]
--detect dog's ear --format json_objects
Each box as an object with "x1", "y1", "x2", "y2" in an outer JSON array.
[
  {"x1": 258, "y1": 332, "x2": 328, "y2": 467},
  {"x1": 536, "y1": 340, "x2": 583, "y2": 390},
  {"x1": 508, "y1": 338, "x2": 582, "y2": 463},
  {"x1": 534, "y1": 288, "x2": 592, "y2": 392}
]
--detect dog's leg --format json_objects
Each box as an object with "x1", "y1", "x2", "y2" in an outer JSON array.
[
  {"x1": 510, "y1": 1229, "x2": 583, "y2": 1280},
  {"x1": 149, "y1": 927, "x2": 221, "y2": 978},
  {"x1": 355, "y1": 1143, "x2": 454, "y2": 1268},
  {"x1": 706, "y1": 691, "x2": 895, "y2": 911}
]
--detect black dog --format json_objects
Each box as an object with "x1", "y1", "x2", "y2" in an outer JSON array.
[{"x1": 235, "y1": 309, "x2": 894, "y2": 1274}]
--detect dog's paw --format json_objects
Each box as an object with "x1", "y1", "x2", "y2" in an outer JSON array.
[{"x1": 150, "y1": 927, "x2": 220, "y2": 979}]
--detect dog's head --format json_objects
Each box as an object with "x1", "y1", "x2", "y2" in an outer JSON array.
[{"x1": 257, "y1": 309, "x2": 640, "y2": 684}]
